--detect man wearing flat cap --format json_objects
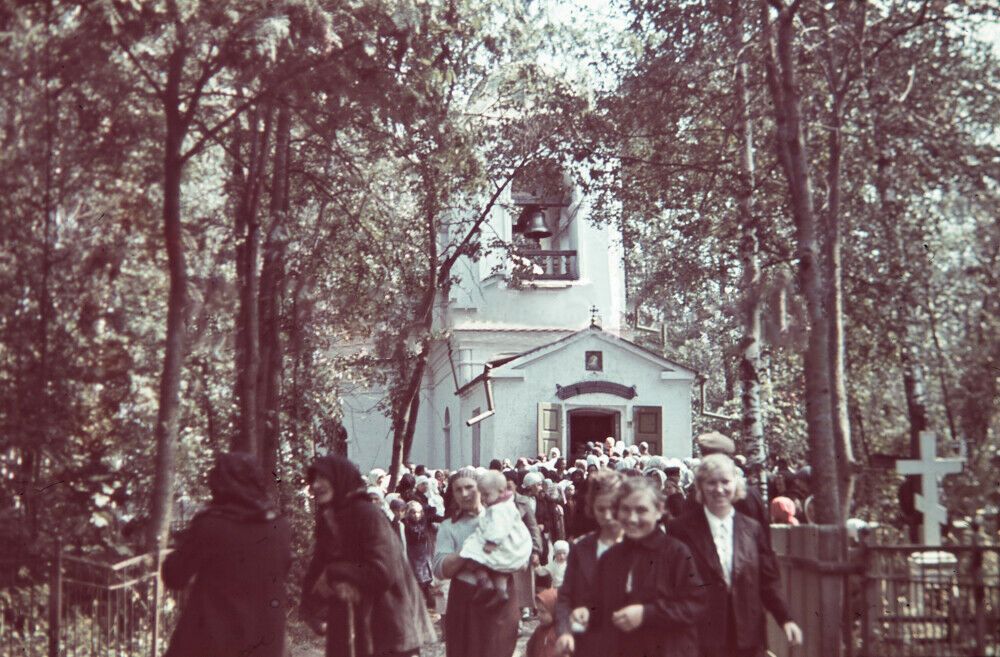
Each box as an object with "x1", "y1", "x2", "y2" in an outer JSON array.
[{"x1": 696, "y1": 431, "x2": 736, "y2": 456}]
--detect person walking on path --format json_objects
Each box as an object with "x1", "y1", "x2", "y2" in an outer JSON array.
[
  {"x1": 525, "y1": 588, "x2": 561, "y2": 657},
  {"x1": 433, "y1": 468, "x2": 522, "y2": 657},
  {"x1": 161, "y1": 452, "x2": 291, "y2": 657},
  {"x1": 669, "y1": 454, "x2": 803, "y2": 657},
  {"x1": 687, "y1": 432, "x2": 770, "y2": 534},
  {"x1": 457, "y1": 470, "x2": 532, "y2": 607},
  {"x1": 301, "y1": 455, "x2": 435, "y2": 657},
  {"x1": 574, "y1": 476, "x2": 706, "y2": 657},
  {"x1": 403, "y1": 500, "x2": 437, "y2": 609},
  {"x1": 554, "y1": 469, "x2": 624, "y2": 657}
]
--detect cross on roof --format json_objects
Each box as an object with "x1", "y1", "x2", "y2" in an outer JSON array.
[
  {"x1": 896, "y1": 431, "x2": 965, "y2": 546},
  {"x1": 589, "y1": 305, "x2": 599, "y2": 327}
]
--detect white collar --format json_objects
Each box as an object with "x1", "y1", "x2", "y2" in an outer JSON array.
[{"x1": 703, "y1": 505, "x2": 735, "y2": 532}]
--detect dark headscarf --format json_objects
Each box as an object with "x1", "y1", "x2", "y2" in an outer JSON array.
[
  {"x1": 396, "y1": 473, "x2": 416, "y2": 495},
  {"x1": 306, "y1": 455, "x2": 367, "y2": 510},
  {"x1": 202, "y1": 452, "x2": 276, "y2": 522}
]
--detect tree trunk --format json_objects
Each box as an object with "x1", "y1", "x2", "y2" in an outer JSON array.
[
  {"x1": 383, "y1": 172, "x2": 516, "y2": 490},
  {"x1": 730, "y1": 0, "x2": 765, "y2": 477},
  {"x1": 902, "y1": 344, "x2": 930, "y2": 446},
  {"x1": 147, "y1": 48, "x2": 189, "y2": 551},
  {"x1": 24, "y1": 3, "x2": 57, "y2": 540},
  {"x1": 232, "y1": 106, "x2": 271, "y2": 455},
  {"x1": 257, "y1": 102, "x2": 290, "y2": 483},
  {"x1": 387, "y1": 327, "x2": 431, "y2": 490},
  {"x1": 388, "y1": 204, "x2": 439, "y2": 490},
  {"x1": 924, "y1": 287, "x2": 959, "y2": 443},
  {"x1": 823, "y1": 95, "x2": 855, "y2": 520},
  {"x1": 759, "y1": 0, "x2": 842, "y2": 524}
]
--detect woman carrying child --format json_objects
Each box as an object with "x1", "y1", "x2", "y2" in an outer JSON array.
[
  {"x1": 434, "y1": 468, "x2": 525, "y2": 657},
  {"x1": 457, "y1": 469, "x2": 532, "y2": 607}
]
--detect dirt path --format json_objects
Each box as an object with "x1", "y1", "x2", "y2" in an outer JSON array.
[{"x1": 287, "y1": 617, "x2": 539, "y2": 657}]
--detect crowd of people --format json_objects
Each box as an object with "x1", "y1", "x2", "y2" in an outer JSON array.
[{"x1": 160, "y1": 432, "x2": 811, "y2": 657}]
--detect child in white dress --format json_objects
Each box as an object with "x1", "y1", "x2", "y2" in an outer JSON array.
[{"x1": 460, "y1": 470, "x2": 532, "y2": 607}]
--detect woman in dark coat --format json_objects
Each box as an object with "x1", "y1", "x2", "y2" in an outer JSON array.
[
  {"x1": 162, "y1": 452, "x2": 291, "y2": 657},
  {"x1": 668, "y1": 454, "x2": 802, "y2": 657},
  {"x1": 574, "y1": 476, "x2": 706, "y2": 657},
  {"x1": 301, "y1": 455, "x2": 435, "y2": 657}
]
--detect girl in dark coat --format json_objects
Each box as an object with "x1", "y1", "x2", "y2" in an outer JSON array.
[
  {"x1": 575, "y1": 477, "x2": 706, "y2": 657},
  {"x1": 554, "y1": 469, "x2": 624, "y2": 657},
  {"x1": 162, "y1": 452, "x2": 291, "y2": 657},
  {"x1": 302, "y1": 455, "x2": 436, "y2": 657}
]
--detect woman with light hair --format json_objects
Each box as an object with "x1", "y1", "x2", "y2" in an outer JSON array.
[{"x1": 669, "y1": 454, "x2": 802, "y2": 657}]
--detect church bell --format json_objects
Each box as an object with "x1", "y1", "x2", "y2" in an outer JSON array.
[{"x1": 521, "y1": 207, "x2": 552, "y2": 240}]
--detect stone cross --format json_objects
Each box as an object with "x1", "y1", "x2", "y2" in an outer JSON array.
[{"x1": 896, "y1": 431, "x2": 965, "y2": 545}]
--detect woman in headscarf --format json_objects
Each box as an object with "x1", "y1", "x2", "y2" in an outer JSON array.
[
  {"x1": 769, "y1": 497, "x2": 800, "y2": 526},
  {"x1": 302, "y1": 455, "x2": 436, "y2": 657},
  {"x1": 413, "y1": 475, "x2": 445, "y2": 524},
  {"x1": 162, "y1": 452, "x2": 291, "y2": 657},
  {"x1": 396, "y1": 472, "x2": 418, "y2": 503}
]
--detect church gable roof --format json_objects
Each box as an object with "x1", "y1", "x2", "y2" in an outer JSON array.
[{"x1": 493, "y1": 326, "x2": 696, "y2": 378}]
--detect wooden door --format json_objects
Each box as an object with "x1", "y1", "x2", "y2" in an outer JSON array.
[
  {"x1": 537, "y1": 403, "x2": 563, "y2": 457},
  {"x1": 633, "y1": 406, "x2": 662, "y2": 456}
]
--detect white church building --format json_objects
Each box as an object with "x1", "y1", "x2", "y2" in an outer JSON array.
[{"x1": 343, "y1": 177, "x2": 696, "y2": 472}]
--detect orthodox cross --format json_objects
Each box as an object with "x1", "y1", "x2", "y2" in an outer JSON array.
[
  {"x1": 589, "y1": 305, "x2": 599, "y2": 327},
  {"x1": 896, "y1": 431, "x2": 965, "y2": 546}
]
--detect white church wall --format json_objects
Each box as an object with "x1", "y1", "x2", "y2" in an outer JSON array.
[
  {"x1": 342, "y1": 387, "x2": 394, "y2": 473},
  {"x1": 660, "y1": 380, "x2": 694, "y2": 457},
  {"x1": 458, "y1": 381, "x2": 490, "y2": 467},
  {"x1": 459, "y1": 332, "x2": 694, "y2": 462}
]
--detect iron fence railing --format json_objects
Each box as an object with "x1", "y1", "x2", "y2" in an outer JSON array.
[
  {"x1": 0, "y1": 546, "x2": 181, "y2": 657},
  {"x1": 857, "y1": 539, "x2": 999, "y2": 657}
]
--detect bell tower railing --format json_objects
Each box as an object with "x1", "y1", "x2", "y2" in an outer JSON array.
[{"x1": 518, "y1": 249, "x2": 578, "y2": 281}]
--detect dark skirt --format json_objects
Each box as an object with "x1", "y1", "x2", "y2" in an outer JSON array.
[{"x1": 444, "y1": 579, "x2": 519, "y2": 657}]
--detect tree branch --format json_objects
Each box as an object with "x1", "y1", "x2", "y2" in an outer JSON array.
[{"x1": 438, "y1": 160, "x2": 528, "y2": 279}]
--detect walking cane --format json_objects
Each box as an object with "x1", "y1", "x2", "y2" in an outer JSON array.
[{"x1": 345, "y1": 598, "x2": 356, "y2": 657}]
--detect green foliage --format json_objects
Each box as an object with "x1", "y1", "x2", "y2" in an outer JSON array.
[
  {"x1": 0, "y1": 0, "x2": 996, "y2": 554},
  {"x1": 594, "y1": 0, "x2": 1000, "y2": 524}
]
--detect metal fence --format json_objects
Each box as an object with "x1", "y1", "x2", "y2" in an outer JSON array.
[
  {"x1": 0, "y1": 547, "x2": 181, "y2": 657},
  {"x1": 858, "y1": 539, "x2": 999, "y2": 657},
  {"x1": 768, "y1": 524, "x2": 1000, "y2": 657},
  {"x1": 0, "y1": 555, "x2": 50, "y2": 657}
]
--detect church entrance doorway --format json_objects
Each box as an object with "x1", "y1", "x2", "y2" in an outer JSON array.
[{"x1": 568, "y1": 408, "x2": 620, "y2": 462}]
